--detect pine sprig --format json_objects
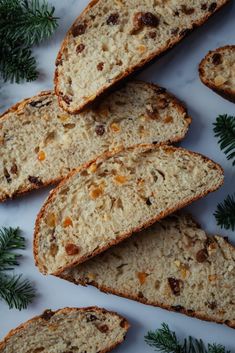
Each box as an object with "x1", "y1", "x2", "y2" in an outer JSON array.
[
  {"x1": 0, "y1": 0, "x2": 58, "y2": 83},
  {"x1": 214, "y1": 194, "x2": 235, "y2": 231},
  {"x1": 0, "y1": 227, "x2": 25, "y2": 270},
  {"x1": 145, "y1": 324, "x2": 230, "y2": 353},
  {"x1": 213, "y1": 115, "x2": 235, "y2": 165},
  {"x1": 0, "y1": 274, "x2": 35, "y2": 310},
  {"x1": 0, "y1": 227, "x2": 35, "y2": 310}
]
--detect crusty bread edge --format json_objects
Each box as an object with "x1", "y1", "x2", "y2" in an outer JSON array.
[
  {"x1": 199, "y1": 45, "x2": 235, "y2": 103},
  {"x1": 0, "y1": 306, "x2": 130, "y2": 351},
  {"x1": 33, "y1": 144, "x2": 224, "y2": 275},
  {"x1": 60, "y1": 274, "x2": 235, "y2": 329},
  {"x1": 54, "y1": 0, "x2": 230, "y2": 113},
  {"x1": 0, "y1": 81, "x2": 191, "y2": 203}
]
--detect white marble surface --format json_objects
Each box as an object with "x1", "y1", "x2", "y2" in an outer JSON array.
[{"x1": 0, "y1": 0, "x2": 235, "y2": 351}]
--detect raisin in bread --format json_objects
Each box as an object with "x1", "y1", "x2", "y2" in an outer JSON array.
[
  {"x1": 61, "y1": 214, "x2": 235, "y2": 329},
  {"x1": 55, "y1": 0, "x2": 230, "y2": 113},
  {"x1": 0, "y1": 307, "x2": 129, "y2": 353},
  {"x1": 0, "y1": 81, "x2": 191, "y2": 203},
  {"x1": 199, "y1": 46, "x2": 235, "y2": 103},
  {"x1": 34, "y1": 144, "x2": 223, "y2": 275}
]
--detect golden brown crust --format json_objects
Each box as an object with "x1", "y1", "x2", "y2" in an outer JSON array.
[
  {"x1": 54, "y1": 0, "x2": 230, "y2": 113},
  {"x1": 0, "y1": 306, "x2": 129, "y2": 351},
  {"x1": 33, "y1": 144, "x2": 224, "y2": 275},
  {"x1": 199, "y1": 45, "x2": 235, "y2": 103},
  {"x1": 0, "y1": 81, "x2": 191, "y2": 203}
]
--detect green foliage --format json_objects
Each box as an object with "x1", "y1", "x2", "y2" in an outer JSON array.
[
  {"x1": 145, "y1": 323, "x2": 230, "y2": 353},
  {"x1": 215, "y1": 194, "x2": 235, "y2": 231},
  {"x1": 0, "y1": 0, "x2": 58, "y2": 83},
  {"x1": 0, "y1": 274, "x2": 35, "y2": 310},
  {"x1": 0, "y1": 227, "x2": 35, "y2": 310},
  {"x1": 0, "y1": 227, "x2": 25, "y2": 270},
  {"x1": 213, "y1": 115, "x2": 235, "y2": 165}
]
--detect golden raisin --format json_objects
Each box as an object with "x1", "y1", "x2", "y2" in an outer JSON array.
[
  {"x1": 110, "y1": 122, "x2": 120, "y2": 133},
  {"x1": 164, "y1": 116, "x2": 173, "y2": 123},
  {"x1": 208, "y1": 274, "x2": 218, "y2": 282},
  {"x1": 38, "y1": 151, "x2": 46, "y2": 161},
  {"x1": 46, "y1": 213, "x2": 56, "y2": 228},
  {"x1": 65, "y1": 243, "x2": 80, "y2": 256},
  {"x1": 88, "y1": 163, "x2": 97, "y2": 173},
  {"x1": 114, "y1": 175, "x2": 127, "y2": 185},
  {"x1": 137, "y1": 272, "x2": 148, "y2": 285},
  {"x1": 63, "y1": 217, "x2": 73, "y2": 228},
  {"x1": 58, "y1": 114, "x2": 70, "y2": 122},
  {"x1": 138, "y1": 45, "x2": 147, "y2": 53},
  {"x1": 89, "y1": 187, "x2": 103, "y2": 199}
]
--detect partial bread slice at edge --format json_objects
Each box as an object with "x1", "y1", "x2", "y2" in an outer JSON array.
[
  {"x1": 199, "y1": 45, "x2": 235, "y2": 103},
  {"x1": 60, "y1": 214, "x2": 235, "y2": 329},
  {"x1": 34, "y1": 144, "x2": 224, "y2": 276},
  {"x1": 0, "y1": 80, "x2": 191, "y2": 203},
  {"x1": 55, "y1": 0, "x2": 230, "y2": 113},
  {"x1": 0, "y1": 307, "x2": 129, "y2": 353}
]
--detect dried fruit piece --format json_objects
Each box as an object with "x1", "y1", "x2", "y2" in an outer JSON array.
[
  {"x1": 38, "y1": 151, "x2": 46, "y2": 161},
  {"x1": 208, "y1": 274, "x2": 218, "y2": 282},
  {"x1": 110, "y1": 122, "x2": 120, "y2": 132},
  {"x1": 46, "y1": 213, "x2": 57, "y2": 228},
  {"x1": 95, "y1": 124, "x2": 105, "y2": 136},
  {"x1": 164, "y1": 116, "x2": 173, "y2": 123},
  {"x1": 86, "y1": 314, "x2": 98, "y2": 322},
  {"x1": 209, "y1": 2, "x2": 217, "y2": 12},
  {"x1": 58, "y1": 114, "x2": 70, "y2": 122},
  {"x1": 28, "y1": 176, "x2": 43, "y2": 186},
  {"x1": 89, "y1": 186, "x2": 104, "y2": 199},
  {"x1": 212, "y1": 53, "x2": 222, "y2": 65},
  {"x1": 114, "y1": 175, "x2": 127, "y2": 185},
  {"x1": 65, "y1": 243, "x2": 80, "y2": 256},
  {"x1": 137, "y1": 272, "x2": 148, "y2": 285},
  {"x1": 41, "y1": 310, "x2": 55, "y2": 321},
  {"x1": 207, "y1": 301, "x2": 217, "y2": 310},
  {"x1": 181, "y1": 5, "x2": 195, "y2": 15},
  {"x1": 138, "y1": 45, "x2": 147, "y2": 53},
  {"x1": 96, "y1": 324, "x2": 109, "y2": 333},
  {"x1": 76, "y1": 43, "x2": 85, "y2": 54},
  {"x1": 88, "y1": 163, "x2": 97, "y2": 173},
  {"x1": 107, "y1": 13, "x2": 119, "y2": 25},
  {"x1": 168, "y1": 277, "x2": 182, "y2": 296},
  {"x1": 63, "y1": 217, "x2": 73, "y2": 228},
  {"x1": 149, "y1": 31, "x2": 157, "y2": 38},
  {"x1": 196, "y1": 249, "x2": 208, "y2": 263},
  {"x1": 63, "y1": 95, "x2": 72, "y2": 105},
  {"x1": 72, "y1": 23, "x2": 87, "y2": 37},
  {"x1": 97, "y1": 62, "x2": 104, "y2": 71},
  {"x1": 132, "y1": 12, "x2": 159, "y2": 33}
]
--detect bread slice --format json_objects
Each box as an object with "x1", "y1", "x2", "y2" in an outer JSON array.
[
  {"x1": 55, "y1": 0, "x2": 230, "y2": 113},
  {"x1": 199, "y1": 46, "x2": 235, "y2": 103},
  {"x1": 0, "y1": 307, "x2": 129, "y2": 353},
  {"x1": 34, "y1": 144, "x2": 223, "y2": 275},
  {"x1": 60, "y1": 214, "x2": 235, "y2": 329},
  {"x1": 0, "y1": 81, "x2": 191, "y2": 203}
]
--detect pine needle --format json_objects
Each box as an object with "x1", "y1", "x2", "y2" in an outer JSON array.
[
  {"x1": 0, "y1": 0, "x2": 58, "y2": 83},
  {"x1": 214, "y1": 194, "x2": 235, "y2": 231},
  {"x1": 145, "y1": 324, "x2": 230, "y2": 353},
  {"x1": 213, "y1": 115, "x2": 235, "y2": 165},
  {"x1": 0, "y1": 274, "x2": 35, "y2": 310},
  {"x1": 0, "y1": 227, "x2": 36, "y2": 310},
  {"x1": 0, "y1": 227, "x2": 25, "y2": 270}
]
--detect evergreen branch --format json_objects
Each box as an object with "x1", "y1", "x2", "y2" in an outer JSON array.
[
  {"x1": 1, "y1": 0, "x2": 58, "y2": 46},
  {"x1": 213, "y1": 115, "x2": 235, "y2": 165},
  {"x1": 0, "y1": 0, "x2": 58, "y2": 83},
  {"x1": 0, "y1": 227, "x2": 25, "y2": 270},
  {"x1": 145, "y1": 324, "x2": 230, "y2": 353},
  {"x1": 214, "y1": 194, "x2": 235, "y2": 231},
  {"x1": 0, "y1": 273, "x2": 35, "y2": 310}
]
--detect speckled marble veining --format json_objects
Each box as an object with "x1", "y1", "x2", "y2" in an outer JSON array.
[{"x1": 0, "y1": 1, "x2": 235, "y2": 351}]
